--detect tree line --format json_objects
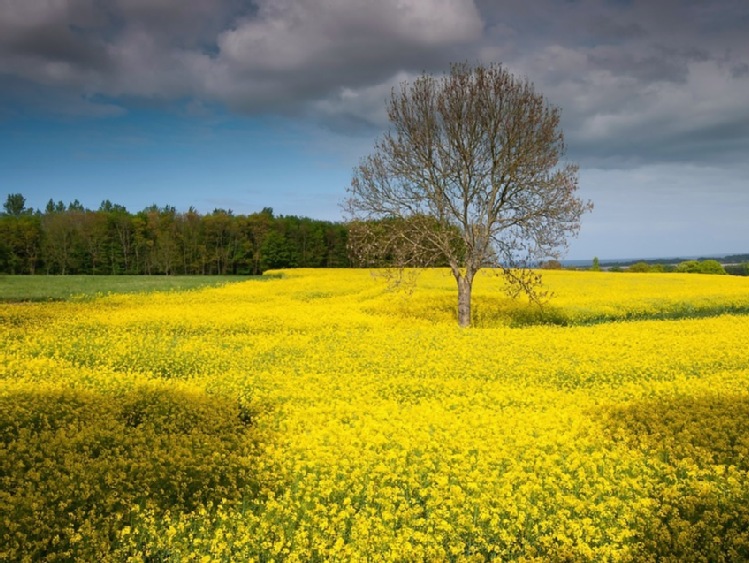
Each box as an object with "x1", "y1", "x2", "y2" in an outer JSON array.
[
  {"x1": 0, "y1": 193, "x2": 349, "y2": 275},
  {"x1": 587, "y1": 255, "x2": 748, "y2": 276}
]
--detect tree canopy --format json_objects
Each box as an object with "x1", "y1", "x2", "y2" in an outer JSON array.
[{"x1": 345, "y1": 62, "x2": 591, "y2": 327}]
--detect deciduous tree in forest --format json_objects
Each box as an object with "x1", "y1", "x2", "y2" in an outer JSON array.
[
  {"x1": 3, "y1": 193, "x2": 28, "y2": 216},
  {"x1": 345, "y1": 62, "x2": 591, "y2": 327},
  {"x1": 1, "y1": 195, "x2": 351, "y2": 275},
  {"x1": 42, "y1": 206, "x2": 79, "y2": 274},
  {"x1": 2, "y1": 194, "x2": 40, "y2": 274}
]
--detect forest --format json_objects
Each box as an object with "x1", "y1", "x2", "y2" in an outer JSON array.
[{"x1": 0, "y1": 193, "x2": 349, "y2": 275}]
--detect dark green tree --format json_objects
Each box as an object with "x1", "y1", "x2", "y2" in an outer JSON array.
[
  {"x1": 41, "y1": 209, "x2": 80, "y2": 274},
  {"x1": 1, "y1": 193, "x2": 41, "y2": 274},
  {"x1": 3, "y1": 193, "x2": 28, "y2": 216},
  {"x1": 245, "y1": 209, "x2": 274, "y2": 275},
  {"x1": 628, "y1": 262, "x2": 651, "y2": 273},
  {"x1": 261, "y1": 230, "x2": 299, "y2": 270}
]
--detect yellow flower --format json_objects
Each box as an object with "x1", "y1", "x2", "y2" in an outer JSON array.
[{"x1": 3, "y1": 268, "x2": 749, "y2": 560}]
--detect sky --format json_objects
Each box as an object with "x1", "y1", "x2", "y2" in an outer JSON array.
[{"x1": 1, "y1": 0, "x2": 748, "y2": 260}]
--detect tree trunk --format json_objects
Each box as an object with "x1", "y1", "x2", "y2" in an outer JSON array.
[{"x1": 457, "y1": 274, "x2": 473, "y2": 328}]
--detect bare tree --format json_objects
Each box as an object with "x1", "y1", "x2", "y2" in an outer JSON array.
[{"x1": 345, "y1": 62, "x2": 591, "y2": 327}]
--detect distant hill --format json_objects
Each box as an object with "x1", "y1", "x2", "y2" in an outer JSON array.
[
  {"x1": 563, "y1": 253, "x2": 749, "y2": 269},
  {"x1": 723, "y1": 253, "x2": 749, "y2": 264}
]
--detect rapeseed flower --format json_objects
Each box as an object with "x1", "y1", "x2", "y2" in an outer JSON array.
[{"x1": 1, "y1": 269, "x2": 749, "y2": 560}]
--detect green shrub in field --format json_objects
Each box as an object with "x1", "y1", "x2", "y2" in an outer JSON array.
[
  {"x1": 677, "y1": 259, "x2": 726, "y2": 275},
  {"x1": 0, "y1": 383, "x2": 265, "y2": 562},
  {"x1": 627, "y1": 261, "x2": 652, "y2": 273},
  {"x1": 725, "y1": 262, "x2": 749, "y2": 276}
]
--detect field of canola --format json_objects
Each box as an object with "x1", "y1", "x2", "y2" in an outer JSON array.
[{"x1": 2, "y1": 268, "x2": 749, "y2": 561}]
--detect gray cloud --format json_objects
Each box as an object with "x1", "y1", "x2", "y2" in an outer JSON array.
[
  {"x1": 204, "y1": 0, "x2": 483, "y2": 116},
  {"x1": 1, "y1": 0, "x2": 748, "y2": 168}
]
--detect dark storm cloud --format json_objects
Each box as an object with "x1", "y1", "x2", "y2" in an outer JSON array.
[
  {"x1": 1, "y1": 0, "x2": 747, "y2": 168},
  {"x1": 585, "y1": 48, "x2": 694, "y2": 84},
  {"x1": 0, "y1": 0, "x2": 483, "y2": 114},
  {"x1": 0, "y1": 0, "x2": 111, "y2": 85},
  {"x1": 3, "y1": 23, "x2": 107, "y2": 69},
  {"x1": 585, "y1": 17, "x2": 646, "y2": 43},
  {"x1": 483, "y1": 0, "x2": 749, "y2": 169}
]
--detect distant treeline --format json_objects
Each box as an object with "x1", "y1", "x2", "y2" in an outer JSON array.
[
  {"x1": 598, "y1": 254, "x2": 749, "y2": 269},
  {"x1": 555, "y1": 256, "x2": 749, "y2": 276},
  {"x1": 594, "y1": 256, "x2": 749, "y2": 276},
  {"x1": 0, "y1": 193, "x2": 349, "y2": 275}
]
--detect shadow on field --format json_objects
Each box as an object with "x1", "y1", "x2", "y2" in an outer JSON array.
[
  {"x1": 0, "y1": 385, "x2": 268, "y2": 561},
  {"x1": 374, "y1": 291, "x2": 749, "y2": 327},
  {"x1": 596, "y1": 394, "x2": 749, "y2": 560},
  {"x1": 370, "y1": 293, "x2": 569, "y2": 327},
  {"x1": 473, "y1": 298, "x2": 749, "y2": 327}
]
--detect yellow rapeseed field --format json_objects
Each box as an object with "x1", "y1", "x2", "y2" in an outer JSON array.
[{"x1": 2, "y1": 269, "x2": 749, "y2": 561}]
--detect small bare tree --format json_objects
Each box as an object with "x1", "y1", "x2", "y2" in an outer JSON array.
[{"x1": 345, "y1": 62, "x2": 592, "y2": 327}]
